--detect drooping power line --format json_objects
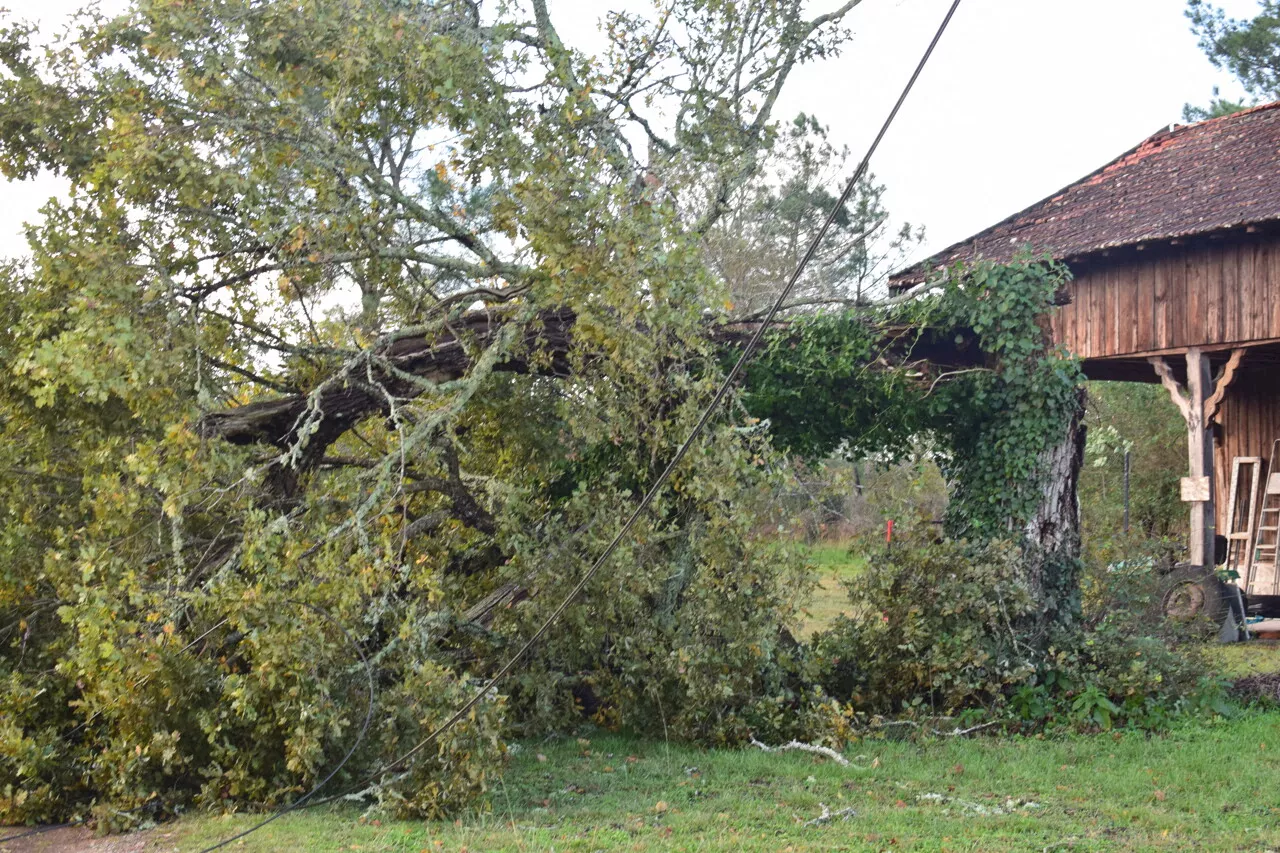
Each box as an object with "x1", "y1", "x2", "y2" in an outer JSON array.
[{"x1": 196, "y1": 1, "x2": 966, "y2": 848}]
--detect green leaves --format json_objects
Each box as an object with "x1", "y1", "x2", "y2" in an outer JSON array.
[
  {"x1": 0, "y1": 0, "x2": 870, "y2": 823},
  {"x1": 1188, "y1": 0, "x2": 1280, "y2": 103},
  {"x1": 741, "y1": 258, "x2": 1083, "y2": 540}
]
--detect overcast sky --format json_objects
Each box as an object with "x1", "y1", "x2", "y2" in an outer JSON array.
[{"x1": 0, "y1": 0, "x2": 1261, "y2": 268}]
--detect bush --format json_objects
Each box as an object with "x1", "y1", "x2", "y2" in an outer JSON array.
[
  {"x1": 0, "y1": 585, "x2": 511, "y2": 827},
  {"x1": 806, "y1": 536, "x2": 1229, "y2": 733},
  {"x1": 1053, "y1": 543, "x2": 1231, "y2": 729},
  {"x1": 1010, "y1": 542, "x2": 1229, "y2": 731},
  {"x1": 811, "y1": 538, "x2": 1039, "y2": 717},
  {"x1": 1080, "y1": 534, "x2": 1184, "y2": 627}
]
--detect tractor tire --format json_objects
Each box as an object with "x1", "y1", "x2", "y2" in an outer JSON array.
[{"x1": 1157, "y1": 564, "x2": 1232, "y2": 628}]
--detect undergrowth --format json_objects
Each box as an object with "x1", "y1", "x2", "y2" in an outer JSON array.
[{"x1": 797, "y1": 534, "x2": 1231, "y2": 740}]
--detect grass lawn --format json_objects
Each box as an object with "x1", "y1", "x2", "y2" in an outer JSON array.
[
  {"x1": 162, "y1": 711, "x2": 1280, "y2": 852},
  {"x1": 1206, "y1": 640, "x2": 1280, "y2": 678},
  {"x1": 795, "y1": 541, "x2": 865, "y2": 636}
]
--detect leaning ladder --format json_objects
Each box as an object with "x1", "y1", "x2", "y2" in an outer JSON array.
[
  {"x1": 1225, "y1": 456, "x2": 1263, "y2": 589},
  {"x1": 1248, "y1": 439, "x2": 1280, "y2": 597}
]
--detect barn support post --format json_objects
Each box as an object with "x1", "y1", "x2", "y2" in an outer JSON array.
[
  {"x1": 1149, "y1": 348, "x2": 1245, "y2": 569},
  {"x1": 1187, "y1": 349, "x2": 1216, "y2": 570}
]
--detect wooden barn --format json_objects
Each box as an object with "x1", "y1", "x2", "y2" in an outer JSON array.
[{"x1": 892, "y1": 101, "x2": 1280, "y2": 618}]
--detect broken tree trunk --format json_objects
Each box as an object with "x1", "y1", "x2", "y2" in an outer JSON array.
[
  {"x1": 196, "y1": 308, "x2": 983, "y2": 473},
  {"x1": 197, "y1": 308, "x2": 577, "y2": 461}
]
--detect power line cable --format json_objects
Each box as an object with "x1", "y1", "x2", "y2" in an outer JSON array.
[
  {"x1": 365, "y1": 0, "x2": 967, "y2": 780},
  {"x1": 216, "y1": 0, "x2": 968, "y2": 838}
]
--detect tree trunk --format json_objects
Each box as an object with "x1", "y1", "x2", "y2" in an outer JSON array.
[
  {"x1": 1021, "y1": 388, "x2": 1087, "y2": 642},
  {"x1": 196, "y1": 310, "x2": 983, "y2": 464}
]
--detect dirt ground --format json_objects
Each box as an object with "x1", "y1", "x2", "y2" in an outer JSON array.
[{"x1": 0, "y1": 826, "x2": 172, "y2": 853}]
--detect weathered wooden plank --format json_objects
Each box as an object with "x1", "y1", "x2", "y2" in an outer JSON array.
[
  {"x1": 1220, "y1": 241, "x2": 1240, "y2": 344},
  {"x1": 1204, "y1": 244, "x2": 1223, "y2": 346},
  {"x1": 1093, "y1": 267, "x2": 1105, "y2": 358},
  {"x1": 1111, "y1": 258, "x2": 1121, "y2": 350},
  {"x1": 1130, "y1": 258, "x2": 1145, "y2": 354},
  {"x1": 1136, "y1": 257, "x2": 1154, "y2": 353},
  {"x1": 1111, "y1": 261, "x2": 1125, "y2": 354},
  {"x1": 1102, "y1": 273, "x2": 1112, "y2": 355},
  {"x1": 1083, "y1": 274, "x2": 1096, "y2": 358},
  {"x1": 1068, "y1": 277, "x2": 1080, "y2": 350},
  {"x1": 1239, "y1": 241, "x2": 1257, "y2": 342},
  {"x1": 1063, "y1": 275, "x2": 1079, "y2": 355},
  {"x1": 1247, "y1": 240, "x2": 1264, "y2": 342},
  {"x1": 1153, "y1": 253, "x2": 1171, "y2": 350},
  {"x1": 1260, "y1": 239, "x2": 1276, "y2": 340}
]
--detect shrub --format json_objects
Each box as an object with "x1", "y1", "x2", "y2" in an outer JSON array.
[
  {"x1": 1080, "y1": 534, "x2": 1184, "y2": 629},
  {"x1": 1007, "y1": 544, "x2": 1228, "y2": 731},
  {"x1": 811, "y1": 537, "x2": 1039, "y2": 717},
  {"x1": 806, "y1": 536, "x2": 1228, "y2": 733},
  {"x1": 0, "y1": 584, "x2": 511, "y2": 827}
]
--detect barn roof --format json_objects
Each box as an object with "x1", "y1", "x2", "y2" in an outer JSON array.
[{"x1": 891, "y1": 101, "x2": 1280, "y2": 287}]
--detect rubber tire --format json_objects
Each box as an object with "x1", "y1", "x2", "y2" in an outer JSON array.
[{"x1": 1157, "y1": 564, "x2": 1231, "y2": 627}]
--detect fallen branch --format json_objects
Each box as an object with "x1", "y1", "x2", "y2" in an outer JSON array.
[
  {"x1": 866, "y1": 717, "x2": 1002, "y2": 738},
  {"x1": 749, "y1": 735, "x2": 849, "y2": 766},
  {"x1": 917, "y1": 792, "x2": 1040, "y2": 816},
  {"x1": 938, "y1": 720, "x2": 1001, "y2": 737},
  {"x1": 197, "y1": 308, "x2": 983, "y2": 470},
  {"x1": 1041, "y1": 839, "x2": 1081, "y2": 853},
  {"x1": 804, "y1": 802, "x2": 857, "y2": 826}
]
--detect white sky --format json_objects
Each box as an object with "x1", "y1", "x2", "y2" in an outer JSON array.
[{"x1": 0, "y1": 0, "x2": 1261, "y2": 268}]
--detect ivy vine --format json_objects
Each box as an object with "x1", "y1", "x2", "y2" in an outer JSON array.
[{"x1": 741, "y1": 258, "x2": 1084, "y2": 539}]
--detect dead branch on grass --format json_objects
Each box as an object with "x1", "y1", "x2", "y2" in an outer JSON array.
[
  {"x1": 748, "y1": 735, "x2": 850, "y2": 766},
  {"x1": 803, "y1": 803, "x2": 857, "y2": 826}
]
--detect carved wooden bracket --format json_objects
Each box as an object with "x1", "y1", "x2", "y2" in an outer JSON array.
[
  {"x1": 1148, "y1": 347, "x2": 1245, "y2": 427},
  {"x1": 1206, "y1": 348, "x2": 1245, "y2": 423},
  {"x1": 1149, "y1": 355, "x2": 1192, "y2": 422}
]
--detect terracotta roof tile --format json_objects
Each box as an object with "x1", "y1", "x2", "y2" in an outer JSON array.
[{"x1": 891, "y1": 101, "x2": 1280, "y2": 286}]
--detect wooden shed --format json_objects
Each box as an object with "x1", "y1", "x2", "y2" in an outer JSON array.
[{"x1": 892, "y1": 102, "x2": 1280, "y2": 611}]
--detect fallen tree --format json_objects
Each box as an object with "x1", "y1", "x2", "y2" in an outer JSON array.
[
  {"x1": 196, "y1": 306, "x2": 986, "y2": 465},
  {"x1": 0, "y1": 0, "x2": 1090, "y2": 829}
]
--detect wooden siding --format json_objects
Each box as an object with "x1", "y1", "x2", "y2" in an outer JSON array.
[
  {"x1": 1052, "y1": 234, "x2": 1280, "y2": 359},
  {"x1": 1214, "y1": 368, "x2": 1280, "y2": 533}
]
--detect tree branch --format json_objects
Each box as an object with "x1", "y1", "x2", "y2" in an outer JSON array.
[{"x1": 197, "y1": 306, "x2": 982, "y2": 465}]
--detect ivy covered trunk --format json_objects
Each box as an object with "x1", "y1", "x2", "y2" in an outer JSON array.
[{"x1": 1022, "y1": 388, "x2": 1087, "y2": 642}]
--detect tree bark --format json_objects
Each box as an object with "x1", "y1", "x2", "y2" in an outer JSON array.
[
  {"x1": 1022, "y1": 387, "x2": 1087, "y2": 641},
  {"x1": 196, "y1": 309, "x2": 982, "y2": 470},
  {"x1": 196, "y1": 309, "x2": 577, "y2": 465}
]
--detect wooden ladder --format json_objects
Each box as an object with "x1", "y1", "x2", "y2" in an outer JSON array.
[
  {"x1": 1248, "y1": 440, "x2": 1280, "y2": 597},
  {"x1": 1225, "y1": 456, "x2": 1262, "y2": 588}
]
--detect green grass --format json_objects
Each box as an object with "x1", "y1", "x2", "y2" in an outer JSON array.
[
  {"x1": 804, "y1": 542, "x2": 865, "y2": 578},
  {"x1": 795, "y1": 540, "x2": 865, "y2": 636},
  {"x1": 1206, "y1": 640, "x2": 1280, "y2": 678},
  {"x1": 165, "y1": 712, "x2": 1280, "y2": 852}
]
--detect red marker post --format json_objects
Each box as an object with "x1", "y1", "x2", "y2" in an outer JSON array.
[{"x1": 886, "y1": 519, "x2": 894, "y2": 549}]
